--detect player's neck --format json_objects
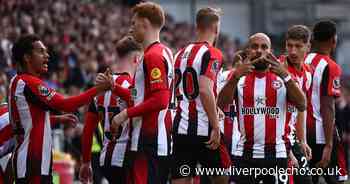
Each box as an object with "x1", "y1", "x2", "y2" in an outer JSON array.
[
  {"x1": 143, "y1": 31, "x2": 160, "y2": 49},
  {"x1": 287, "y1": 58, "x2": 302, "y2": 71},
  {"x1": 25, "y1": 67, "x2": 41, "y2": 77},
  {"x1": 196, "y1": 33, "x2": 215, "y2": 46},
  {"x1": 312, "y1": 43, "x2": 332, "y2": 56}
]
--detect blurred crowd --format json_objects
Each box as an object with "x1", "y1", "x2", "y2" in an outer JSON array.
[{"x1": 0, "y1": 0, "x2": 240, "y2": 178}]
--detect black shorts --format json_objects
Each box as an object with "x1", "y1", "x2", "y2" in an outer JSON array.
[
  {"x1": 171, "y1": 134, "x2": 231, "y2": 179},
  {"x1": 233, "y1": 156, "x2": 289, "y2": 184},
  {"x1": 291, "y1": 143, "x2": 313, "y2": 184},
  {"x1": 101, "y1": 165, "x2": 126, "y2": 184}
]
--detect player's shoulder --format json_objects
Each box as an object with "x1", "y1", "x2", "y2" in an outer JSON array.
[
  {"x1": 206, "y1": 45, "x2": 222, "y2": 58},
  {"x1": 113, "y1": 73, "x2": 132, "y2": 88},
  {"x1": 17, "y1": 74, "x2": 45, "y2": 87},
  {"x1": 324, "y1": 56, "x2": 341, "y2": 73}
]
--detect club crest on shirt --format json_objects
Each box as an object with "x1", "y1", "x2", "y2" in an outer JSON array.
[
  {"x1": 272, "y1": 80, "x2": 282, "y2": 90},
  {"x1": 211, "y1": 60, "x2": 220, "y2": 73},
  {"x1": 38, "y1": 85, "x2": 50, "y2": 97},
  {"x1": 151, "y1": 68, "x2": 162, "y2": 79},
  {"x1": 333, "y1": 78, "x2": 341, "y2": 89}
]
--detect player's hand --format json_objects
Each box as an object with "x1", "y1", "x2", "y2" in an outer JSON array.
[
  {"x1": 205, "y1": 127, "x2": 221, "y2": 150},
  {"x1": 110, "y1": 109, "x2": 128, "y2": 139},
  {"x1": 264, "y1": 53, "x2": 289, "y2": 78},
  {"x1": 79, "y1": 162, "x2": 93, "y2": 184},
  {"x1": 95, "y1": 68, "x2": 114, "y2": 91},
  {"x1": 315, "y1": 144, "x2": 332, "y2": 168},
  {"x1": 289, "y1": 152, "x2": 299, "y2": 168},
  {"x1": 218, "y1": 108, "x2": 225, "y2": 122},
  {"x1": 231, "y1": 61, "x2": 254, "y2": 80},
  {"x1": 53, "y1": 114, "x2": 79, "y2": 127},
  {"x1": 300, "y1": 142, "x2": 312, "y2": 160}
]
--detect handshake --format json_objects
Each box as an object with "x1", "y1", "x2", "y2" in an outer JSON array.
[{"x1": 94, "y1": 68, "x2": 115, "y2": 93}]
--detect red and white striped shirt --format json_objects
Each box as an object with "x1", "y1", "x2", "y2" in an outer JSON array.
[
  {"x1": 304, "y1": 53, "x2": 342, "y2": 145},
  {"x1": 173, "y1": 42, "x2": 223, "y2": 137},
  {"x1": 279, "y1": 56, "x2": 312, "y2": 145},
  {"x1": 82, "y1": 73, "x2": 132, "y2": 167},
  {"x1": 234, "y1": 71, "x2": 290, "y2": 158},
  {"x1": 8, "y1": 74, "x2": 99, "y2": 178},
  {"x1": 128, "y1": 42, "x2": 173, "y2": 156},
  {"x1": 217, "y1": 70, "x2": 240, "y2": 155}
]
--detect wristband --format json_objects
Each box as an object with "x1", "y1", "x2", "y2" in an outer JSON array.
[{"x1": 282, "y1": 74, "x2": 292, "y2": 83}]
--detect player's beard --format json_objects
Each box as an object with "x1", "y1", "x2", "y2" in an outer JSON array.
[{"x1": 253, "y1": 59, "x2": 269, "y2": 71}]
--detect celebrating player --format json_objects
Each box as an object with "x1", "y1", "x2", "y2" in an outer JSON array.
[
  {"x1": 8, "y1": 34, "x2": 112, "y2": 183},
  {"x1": 110, "y1": 2, "x2": 174, "y2": 184},
  {"x1": 218, "y1": 33, "x2": 306, "y2": 184}
]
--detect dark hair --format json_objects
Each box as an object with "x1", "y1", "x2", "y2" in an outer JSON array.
[
  {"x1": 312, "y1": 20, "x2": 337, "y2": 42},
  {"x1": 286, "y1": 25, "x2": 311, "y2": 43},
  {"x1": 115, "y1": 36, "x2": 142, "y2": 58},
  {"x1": 132, "y1": 2, "x2": 165, "y2": 28},
  {"x1": 12, "y1": 34, "x2": 40, "y2": 67},
  {"x1": 196, "y1": 7, "x2": 221, "y2": 30}
]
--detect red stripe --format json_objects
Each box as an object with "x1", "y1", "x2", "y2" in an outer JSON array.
[
  {"x1": 265, "y1": 73, "x2": 277, "y2": 154},
  {"x1": 219, "y1": 138, "x2": 231, "y2": 168},
  {"x1": 27, "y1": 100, "x2": 46, "y2": 175},
  {"x1": 9, "y1": 76, "x2": 21, "y2": 132},
  {"x1": 0, "y1": 107, "x2": 7, "y2": 115},
  {"x1": 337, "y1": 141, "x2": 348, "y2": 176},
  {"x1": 97, "y1": 95, "x2": 104, "y2": 106},
  {"x1": 243, "y1": 75, "x2": 255, "y2": 154}
]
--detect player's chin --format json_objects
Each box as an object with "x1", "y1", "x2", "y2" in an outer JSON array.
[{"x1": 41, "y1": 67, "x2": 48, "y2": 73}]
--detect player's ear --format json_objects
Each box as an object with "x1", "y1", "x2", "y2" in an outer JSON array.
[
  {"x1": 23, "y1": 53, "x2": 31, "y2": 66},
  {"x1": 306, "y1": 43, "x2": 311, "y2": 53}
]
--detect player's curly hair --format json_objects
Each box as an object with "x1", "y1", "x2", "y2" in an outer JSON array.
[{"x1": 12, "y1": 34, "x2": 40, "y2": 68}]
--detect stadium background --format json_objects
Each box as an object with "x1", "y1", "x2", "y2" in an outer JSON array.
[{"x1": 0, "y1": 0, "x2": 349, "y2": 183}]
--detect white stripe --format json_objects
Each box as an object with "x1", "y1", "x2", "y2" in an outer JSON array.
[
  {"x1": 41, "y1": 112, "x2": 52, "y2": 175},
  {"x1": 252, "y1": 77, "x2": 266, "y2": 158},
  {"x1": 275, "y1": 77, "x2": 287, "y2": 158},
  {"x1": 131, "y1": 60, "x2": 145, "y2": 151},
  {"x1": 304, "y1": 53, "x2": 317, "y2": 64},
  {"x1": 0, "y1": 113, "x2": 9, "y2": 130},
  {"x1": 234, "y1": 76, "x2": 246, "y2": 157},
  {"x1": 311, "y1": 59, "x2": 328, "y2": 144},
  {"x1": 231, "y1": 117, "x2": 240, "y2": 155},
  {"x1": 177, "y1": 44, "x2": 194, "y2": 134},
  {"x1": 103, "y1": 91, "x2": 111, "y2": 131},
  {"x1": 157, "y1": 110, "x2": 168, "y2": 155},
  {"x1": 111, "y1": 121, "x2": 130, "y2": 167},
  {"x1": 15, "y1": 79, "x2": 32, "y2": 178}
]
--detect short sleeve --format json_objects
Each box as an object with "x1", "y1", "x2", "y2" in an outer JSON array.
[
  {"x1": 200, "y1": 50, "x2": 223, "y2": 81},
  {"x1": 23, "y1": 78, "x2": 62, "y2": 110},
  {"x1": 321, "y1": 64, "x2": 342, "y2": 97}
]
